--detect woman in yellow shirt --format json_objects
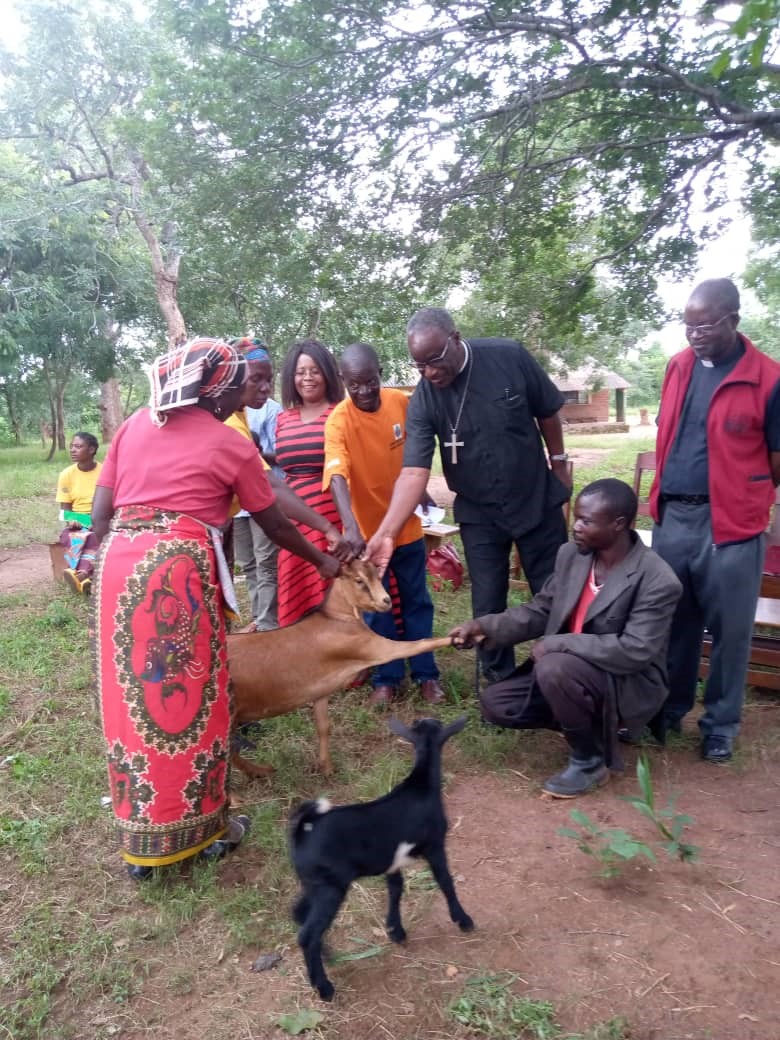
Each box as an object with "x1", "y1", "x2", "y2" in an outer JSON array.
[{"x1": 56, "y1": 431, "x2": 102, "y2": 595}]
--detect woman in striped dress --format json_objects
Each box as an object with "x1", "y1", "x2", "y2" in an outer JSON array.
[{"x1": 276, "y1": 340, "x2": 352, "y2": 625}]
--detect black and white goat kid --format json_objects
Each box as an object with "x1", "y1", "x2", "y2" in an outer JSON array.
[{"x1": 288, "y1": 716, "x2": 474, "y2": 1000}]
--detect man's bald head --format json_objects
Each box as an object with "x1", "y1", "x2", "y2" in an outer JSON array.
[
  {"x1": 340, "y1": 342, "x2": 382, "y2": 412},
  {"x1": 687, "y1": 278, "x2": 740, "y2": 315},
  {"x1": 683, "y1": 278, "x2": 741, "y2": 362},
  {"x1": 340, "y1": 342, "x2": 380, "y2": 374}
]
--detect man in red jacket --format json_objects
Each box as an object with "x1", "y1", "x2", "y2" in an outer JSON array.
[{"x1": 650, "y1": 278, "x2": 780, "y2": 761}]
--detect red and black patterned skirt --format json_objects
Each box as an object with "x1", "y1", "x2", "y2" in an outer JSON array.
[{"x1": 94, "y1": 506, "x2": 231, "y2": 867}]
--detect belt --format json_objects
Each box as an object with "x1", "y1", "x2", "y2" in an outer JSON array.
[{"x1": 662, "y1": 493, "x2": 709, "y2": 505}]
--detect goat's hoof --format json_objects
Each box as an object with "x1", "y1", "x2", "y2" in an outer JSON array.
[
  {"x1": 458, "y1": 914, "x2": 475, "y2": 932},
  {"x1": 387, "y1": 926, "x2": 407, "y2": 944},
  {"x1": 317, "y1": 980, "x2": 335, "y2": 1001}
]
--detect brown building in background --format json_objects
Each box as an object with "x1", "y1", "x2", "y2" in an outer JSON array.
[{"x1": 553, "y1": 368, "x2": 631, "y2": 425}]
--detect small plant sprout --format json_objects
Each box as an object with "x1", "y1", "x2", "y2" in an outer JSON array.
[
  {"x1": 622, "y1": 755, "x2": 699, "y2": 863},
  {"x1": 559, "y1": 756, "x2": 698, "y2": 877},
  {"x1": 558, "y1": 811, "x2": 656, "y2": 879}
]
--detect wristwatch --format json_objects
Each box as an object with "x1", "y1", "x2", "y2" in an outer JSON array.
[{"x1": 550, "y1": 453, "x2": 569, "y2": 462}]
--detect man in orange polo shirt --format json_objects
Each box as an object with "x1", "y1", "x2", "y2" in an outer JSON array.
[{"x1": 324, "y1": 342, "x2": 445, "y2": 705}]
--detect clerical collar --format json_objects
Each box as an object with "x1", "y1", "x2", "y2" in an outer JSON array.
[
  {"x1": 455, "y1": 340, "x2": 471, "y2": 376},
  {"x1": 699, "y1": 338, "x2": 744, "y2": 369}
]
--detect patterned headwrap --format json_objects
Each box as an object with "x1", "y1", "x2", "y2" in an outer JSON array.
[
  {"x1": 145, "y1": 337, "x2": 247, "y2": 426},
  {"x1": 230, "y1": 336, "x2": 271, "y2": 364}
]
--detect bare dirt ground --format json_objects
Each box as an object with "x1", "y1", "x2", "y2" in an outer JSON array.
[
  {"x1": 102, "y1": 709, "x2": 780, "y2": 1040},
  {"x1": 0, "y1": 543, "x2": 52, "y2": 591}
]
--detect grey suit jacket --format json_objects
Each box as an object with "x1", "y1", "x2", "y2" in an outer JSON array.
[{"x1": 478, "y1": 534, "x2": 683, "y2": 730}]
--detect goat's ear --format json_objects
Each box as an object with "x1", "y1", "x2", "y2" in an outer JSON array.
[
  {"x1": 388, "y1": 718, "x2": 414, "y2": 743},
  {"x1": 441, "y1": 715, "x2": 468, "y2": 743}
]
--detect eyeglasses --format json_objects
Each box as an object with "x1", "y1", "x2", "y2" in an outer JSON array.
[
  {"x1": 412, "y1": 334, "x2": 454, "y2": 373},
  {"x1": 684, "y1": 313, "x2": 733, "y2": 337}
]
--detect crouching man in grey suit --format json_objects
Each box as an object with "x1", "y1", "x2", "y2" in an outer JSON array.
[{"x1": 449, "y1": 479, "x2": 682, "y2": 798}]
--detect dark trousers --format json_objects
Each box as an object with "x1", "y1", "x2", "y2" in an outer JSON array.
[
  {"x1": 480, "y1": 653, "x2": 611, "y2": 741},
  {"x1": 460, "y1": 508, "x2": 568, "y2": 681},
  {"x1": 367, "y1": 538, "x2": 439, "y2": 685},
  {"x1": 652, "y1": 501, "x2": 764, "y2": 739}
]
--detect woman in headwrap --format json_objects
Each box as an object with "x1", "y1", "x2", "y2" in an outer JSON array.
[{"x1": 91, "y1": 337, "x2": 341, "y2": 882}]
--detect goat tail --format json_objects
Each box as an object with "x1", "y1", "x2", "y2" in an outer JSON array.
[{"x1": 289, "y1": 797, "x2": 332, "y2": 844}]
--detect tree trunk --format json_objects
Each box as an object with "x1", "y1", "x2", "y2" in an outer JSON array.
[
  {"x1": 100, "y1": 376, "x2": 124, "y2": 443},
  {"x1": 1, "y1": 386, "x2": 23, "y2": 444},
  {"x1": 306, "y1": 305, "x2": 322, "y2": 338},
  {"x1": 45, "y1": 393, "x2": 57, "y2": 461},
  {"x1": 130, "y1": 181, "x2": 186, "y2": 346},
  {"x1": 55, "y1": 385, "x2": 67, "y2": 450}
]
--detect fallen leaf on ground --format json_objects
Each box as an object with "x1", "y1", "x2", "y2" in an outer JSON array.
[
  {"x1": 250, "y1": 951, "x2": 283, "y2": 972},
  {"x1": 445, "y1": 964, "x2": 459, "y2": 977},
  {"x1": 276, "y1": 1009, "x2": 324, "y2": 1034}
]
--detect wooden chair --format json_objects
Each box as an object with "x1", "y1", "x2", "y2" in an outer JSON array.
[{"x1": 631, "y1": 450, "x2": 656, "y2": 518}]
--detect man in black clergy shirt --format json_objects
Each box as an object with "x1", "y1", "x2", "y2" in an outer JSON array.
[{"x1": 365, "y1": 307, "x2": 572, "y2": 683}]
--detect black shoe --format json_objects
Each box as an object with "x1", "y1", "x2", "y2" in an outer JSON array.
[
  {"x1": 619, "y1": 716, "x2": 667, "y2": 746},
  {"x1": 201, "y1": 814, "x2": 251, "y2": 861},
  {"x1": 701, "y1": 735, "x2": 732, "y2": 762},
  {"x1": 543, "y1": 755, "x2": 609, "y2": 798},
  {"x1": 664, "y1": 715, "x2": 682, "y2": 736},
  {"x1": 126, "y1": 863, "x2": 154, "y2": 881}
]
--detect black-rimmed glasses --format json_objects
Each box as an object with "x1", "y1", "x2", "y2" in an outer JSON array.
[
  {"x1": 684, "y1": 313, "x2": 734, "y2": 337},
  {"x1": 412, "y1": 334, "x2": 454, "y2": 373}
]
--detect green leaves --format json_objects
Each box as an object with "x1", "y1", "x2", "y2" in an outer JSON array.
[
  {"x1": 276, "y1": 1010, "x2": 325, "y2": 1035},
  {"x1": 560, "y1": 756, "x2": 698, "y2": 878}
]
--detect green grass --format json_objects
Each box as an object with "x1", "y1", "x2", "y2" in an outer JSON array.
[
  {"x1": 448, "y1": 973, "x2": 630, "y2": 1039},
  {"x1": 0, "y1": 444, "x2": 74, "y2": 547}
]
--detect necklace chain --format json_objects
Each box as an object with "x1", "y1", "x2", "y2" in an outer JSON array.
[
  {"x1": 590, "y1": 559, "x2": 603, "y2": 591},
  {"x1": 449, "y1": 341, "x2": 473, "y2": 434}
]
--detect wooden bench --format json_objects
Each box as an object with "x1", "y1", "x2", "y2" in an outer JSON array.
[
  {"x1": 49, "y1": 541, "x2": 67, "y2": 583},
  {"x1": 700, "y1": 598, "x2": 780, "y2": 690},
  {"x1": 422, "y1": 522, "x2": 460, "y2": 555},
  {"x1": 636, "y1": 529, "x2": 780, "y2": 688}
]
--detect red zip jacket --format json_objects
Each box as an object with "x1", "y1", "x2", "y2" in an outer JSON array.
[{"x1": 650, "y1": 335, "x2": 780, "y2": 544}]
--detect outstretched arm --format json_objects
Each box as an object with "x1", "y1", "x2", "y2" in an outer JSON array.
[
  {"x1": 250, "y1": 502, "x2": 341, "y2": 580},
  {"x1": 364, "y1": 467, "x2": 429, "y2": 575},
  {"x1": 267, "y1": 473, "x2": 355, "y2": 563},
  {"x1": 329, "y1": 475, "x2": 366, "y2": 557}
]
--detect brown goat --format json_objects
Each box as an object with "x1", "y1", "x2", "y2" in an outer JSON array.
[{"x1": 227, "y1": 559, "x2": 453, "y2": 777}]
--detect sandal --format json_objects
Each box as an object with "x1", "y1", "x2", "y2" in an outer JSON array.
[
  {"x1": 200, "y1": 814, "x2": 251, "y2": 861},
  {"x1": 127, "y1": 863, "x2": 154, "y2": 882},
  {"x1": 63, "y1": 568, "x2": 85, "y2": 595}
]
